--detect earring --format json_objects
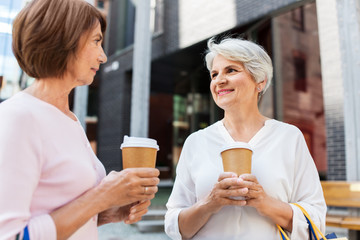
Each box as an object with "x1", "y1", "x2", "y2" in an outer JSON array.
[{"x1": 257, "y1": 87, "x2": 261, "y2": 92}]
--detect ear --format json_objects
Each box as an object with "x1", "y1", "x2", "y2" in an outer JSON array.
[{"x1": 257, "y1": 78, "x2": 268, "y2": 92}]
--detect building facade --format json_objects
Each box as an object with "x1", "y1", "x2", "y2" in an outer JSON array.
[{"x1": 98, "y1": 0, "x2": 359, "y2": 181}]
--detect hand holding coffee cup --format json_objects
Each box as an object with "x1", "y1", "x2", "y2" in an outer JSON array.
[
  {"x1": 120, "y1": 135, "x2": 160, "y2": 198},
  {"x1": 220, "y1": 142, "x2": 253, "y2": 200}
]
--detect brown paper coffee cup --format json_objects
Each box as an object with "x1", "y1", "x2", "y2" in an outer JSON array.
[
  {"x1": 221, "y1": 142, "x2": 252, "y2": 176},
  {"x1": 120, "y1": 136, "x2": 159, "y2": 169}
]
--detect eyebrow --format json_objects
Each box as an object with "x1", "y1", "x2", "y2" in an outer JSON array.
[
  {"x1": 225, "y1": 64, "x2": 242, "y2": 70},
  {"x1": 211, "y1": 64, "x2": 242, "y2": 74},
  {"x1": 94, "y1": 33, "x2": 103, "y2": 40}
]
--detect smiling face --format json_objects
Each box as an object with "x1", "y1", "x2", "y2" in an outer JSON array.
[
  {"x1": 66, "y1": 22, "x2": 107, "y2": 86},
  {"x1": 210, "y1": 54, "x2": 258, "y2": 111}
]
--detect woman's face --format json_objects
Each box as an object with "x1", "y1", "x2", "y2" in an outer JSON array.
[
  {"x1": 66, "y1": 22, "x2": 107, "y2": 86},
  {"x1": 210, "y1": 54, "x2": 258, "y2": 111}
]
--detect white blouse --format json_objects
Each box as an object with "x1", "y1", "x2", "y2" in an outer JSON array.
[{"x1": 165, "y1": 119, "x2": 326, "y2": 240}]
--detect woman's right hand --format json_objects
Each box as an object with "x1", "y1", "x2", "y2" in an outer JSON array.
[
  {"x1": 96, "y1": 168, "x2": 160, "y2": 210},
  {"x1": 178, "y1": 172, "x2": 248, "y2": 239},
  {"x1": 204, "y1": 172, "x2": 247, "y2": 213}
]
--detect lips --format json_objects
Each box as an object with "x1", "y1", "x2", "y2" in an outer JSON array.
[
  {"x1": 217, "y1": 89, "x2": 234, "y2": 96},
  {"x1": 91, "y1": 68, "x2": 99, "y2": 74}
]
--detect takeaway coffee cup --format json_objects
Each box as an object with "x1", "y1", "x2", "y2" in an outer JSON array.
[
  {"x1": 120, "y1": 135, "x2": 159, "y2": 168},
  {"x1": 220, "y1": 142, "x2": 253, "y2": 176},
  {"x1": 220, "y1": 142, "x2": 253, "y2": 200}
]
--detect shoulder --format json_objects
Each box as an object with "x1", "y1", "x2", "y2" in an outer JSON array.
[
  {"x1": 0, "y1": 92, "x2": 39, "y2": 127},
  {"x1": 0, "y1": 93, "x2": 29, "y2": 116},
  {"x1": 270, "y1": 119, "x2": 303, "y2": 137},
  {"x1": 183, "y1": 121, "x2": 220, "y2": 145}
]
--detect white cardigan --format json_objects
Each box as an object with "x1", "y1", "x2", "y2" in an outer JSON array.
[{"x1": 165, "y1": 120, "x2": 326, "y2": 240}]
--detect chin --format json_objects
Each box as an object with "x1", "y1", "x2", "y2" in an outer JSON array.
[
  {"x1": 79, "y1": 78, "x2": 94, "y2": 86},
  {"x1": 87, "y1": 79, "x2": 95, "y2": 85},
  {"x1": 213, "y1": 102, "x2": 226, "y2": 110}
]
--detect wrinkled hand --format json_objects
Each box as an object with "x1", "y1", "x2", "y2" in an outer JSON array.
[
  {"x1": 204, "y1": 172, "x2": 248, "y2": 213},
  {"x1": 123, "y1": 200, "x2": 151, "y2": 224},
  {"x1": 98, "y1": 200, "x2": 151, "y2": 226},
  {"x1": 239, "y1": 174, "x2": 270, "y2": 215},
  {"x1": 97, "y1": 168, "x2": 160, "y2": 210}
]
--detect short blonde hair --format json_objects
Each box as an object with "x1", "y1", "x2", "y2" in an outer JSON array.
[
  {"x1": 12, "y1": 0, "x2": 106, "y2": 79},
  {"x1": 205, "y1": 37, "x2": 273, "y2": 95}
]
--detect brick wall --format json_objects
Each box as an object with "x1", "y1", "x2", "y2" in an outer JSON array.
[
  {"x1": 316, "y1": 0, "x2": 346, "y2": 180},
  {"x1": 97, "y1": 48, "x2": 133, "y2": 172}
]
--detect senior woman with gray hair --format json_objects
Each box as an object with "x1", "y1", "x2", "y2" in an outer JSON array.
[{"x1": 165, "y1": 37, "x2": 326, "y2": 240}]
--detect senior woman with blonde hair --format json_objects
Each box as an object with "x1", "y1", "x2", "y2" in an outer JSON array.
[
  {"x1": 165, "y1": 37, "x2": 326, "y2": 239},
  {"x1": 0, "y1": 0, "x2": 159, "y2": 239}
]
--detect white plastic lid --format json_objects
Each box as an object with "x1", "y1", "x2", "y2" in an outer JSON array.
[
  {"x1": 220, "y1": 142, "x2": 252, "y2": 153},
  {"x1": 120, "y1": 135, "x2": 159, "y2": 150}
]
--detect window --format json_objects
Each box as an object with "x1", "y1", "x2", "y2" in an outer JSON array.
[
  {"x1": 293, "y1": 50, "x2": 307, "y2": 92},
  {"x1": 291, "y1": 6, "x2": 305, "y2": 31},
  {"x1": 150, "y1": 0, "x2": 164, "y2": 34},
  {"x1": 97, "y1": 0, "x2": 104, "y2": 9}
]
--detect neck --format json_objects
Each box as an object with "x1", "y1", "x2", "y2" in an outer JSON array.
[
  {"x1": 24, "y1": 77, "x2": 74, "y2": 116},
  {"x1": 222, "y1": 106, "x2": 268, "y2": 142}
]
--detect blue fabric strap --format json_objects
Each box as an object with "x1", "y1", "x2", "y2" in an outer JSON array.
[
  {"x1": 280, "y1": 229, "x2": 287, "y2": 240},
  {"x1": 23, "y1": 226, "x2": 30, "y2": 240}
]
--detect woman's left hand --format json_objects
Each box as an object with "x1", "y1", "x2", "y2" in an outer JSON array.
[
  {"x1": 239, "y1": 174, "x2": 293, "y2": 231},
  {"x1": 239, "y1": 174, "x2": 270, "y2": 216},
  {"x1": 98, "y1": 200, "x2": 151, "y2": 226}
]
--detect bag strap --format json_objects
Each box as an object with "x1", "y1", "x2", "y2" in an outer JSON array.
[
  {"x1": 277, "y1": 203, "x2": 327, "y2": 240},
  {"x1": 15, "y1": 226, "x2": 30, "y2": 240},
  {"x1": 292, "y1": 203, "x2": 327, "y2": 240},
  {"x1": 277, "y1": 224, "x2": 290, "y2": 240}
]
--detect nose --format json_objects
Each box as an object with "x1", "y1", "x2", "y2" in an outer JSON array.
[
  {"x1": 98, "y1": 47, "x2": 107, "y2": 64},
  {"x1": 215, "y1": 73, "x2": 226, "y2": 85}
]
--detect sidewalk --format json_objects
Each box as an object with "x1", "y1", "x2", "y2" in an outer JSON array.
[{"x1": 98, "y1": 222, "x2": 170, "y2": 240}]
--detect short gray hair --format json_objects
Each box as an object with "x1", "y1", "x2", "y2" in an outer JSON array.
[{"x1": 205, "y1": 37, "x2": 273, "y2": 95}]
